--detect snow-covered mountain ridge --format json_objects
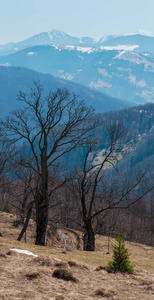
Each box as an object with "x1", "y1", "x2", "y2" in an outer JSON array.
[
  {"x1": 0, "y1": 30, "x2": 153, "y2": 105},
  {"x1": 0, "y1": 43, "x2": 153, "y2": 105},
  {"x1": 0, "y1": 30, "x2": 154, "y2": 57}
]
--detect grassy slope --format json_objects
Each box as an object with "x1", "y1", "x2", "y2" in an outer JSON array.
[{"x1": 0, "y1": 211, "x2": 154, "y2": 300}]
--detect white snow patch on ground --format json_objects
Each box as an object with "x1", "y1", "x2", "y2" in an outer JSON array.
[{"x1": 10, "y1": 248, "x2": 38, "y2": 257}]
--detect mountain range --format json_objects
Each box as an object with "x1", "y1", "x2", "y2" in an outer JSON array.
[
  {"x1": 0, "y1": 30, "x2": 153, "y2": 105},
  {"x1": 0, "y1": 30, "x2": 154, "y2": 56}
]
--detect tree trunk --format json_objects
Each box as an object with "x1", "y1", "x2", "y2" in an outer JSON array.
[
  {"x1": 19, "y1": 193, "x2": 28, "y2": 225},
  {"x1": 17, "y1": 201, "x2": 34, "y2": 241},
  {"x1": 83, "y1": 221, "x2": 95, "y2": 251},
  {"x1": 35, "y1": 196, "x2": 48, "y2": 246},
  {"x1": 35, "y1": 154, "x2": 48, "y2": 246},
  {"x1": 35, "y1": 205, "x2": 48, "y2": 246}
]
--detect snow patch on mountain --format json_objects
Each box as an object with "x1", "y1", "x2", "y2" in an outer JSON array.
[
  {"x1": 48, "y1": 32, "x2": 53, "y2": 41},
  {"x1": 47, "y1": 30, "x2": 71, "y2": 43},
  {"x1": 136, "y1": 89, "x2": 154, "y2": 102},
  {"x1": 51, "y1": 44, "x2": 139, "y2": 54},
  {"x1": 99, "y1": 30, "x2": 154, "y2": 39},
  {"x1": 26, "y1": 52, "x2": 37, "y2": 56},
  {"x1": 98, "y1": 68, "x2": 112, "y2": 78},
  {"x1": 129, "y1": 75, "x2": 147, "y2": 88},
  {"x1": 52, "y1": 45, "x2": 76, "y2": 51},
  {"x1": 117, "y1": 67, "x2": 131, "y2": 72},
  {"x1": 137, "y1": 30, "x2": 154, "y2": 37},
  {"x1": 98, "y1": 36, "x2": 108, "y2": 43},
  {"x1": 115, "y1": 51, "x2": 154, "y2": 72},
  {"x1": 64, "y1": 45, "x2": 75, "y2": 51},
  {"x1": 101, "y1": 45, "x2": 139, "y2": 52},
  {"x1": 90, "y1": 79, "x2": 112, "y2": 89},
  {"x1": 60, "y1": 73, "x2": 74, "y2": 80},
  {"x1": 76, "y1": 45, "x2": 139, "y2": 53},
  {"x1": 52, "y1": 45, "x2": 94, "y2": 53},
  {"x1": 0, "y1": 63, "x2": 10, "y2": 67},
  {"x1": 76, "y1": 46, "x2": 93, "y2": 53}
]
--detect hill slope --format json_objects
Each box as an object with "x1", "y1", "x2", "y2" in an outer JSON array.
[
  {"x1": 0, "y1": 66, "x2": 131, "y2": 118},
  {"x1": 0, "y1": 211, "x2": 154, "y2": 300},
  {"x1": 0, "y1": 44, "x2": 153, "y2": 105},
  {"x1": 100, "y1": 103, "x2": 154, "y2": 174}
]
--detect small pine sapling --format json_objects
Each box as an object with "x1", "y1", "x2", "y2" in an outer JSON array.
[{"x1": 108, "y1": 229, "x2": 134, "y2": 273}]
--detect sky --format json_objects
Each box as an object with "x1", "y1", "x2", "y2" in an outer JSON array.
[{"x1": 0, "y1": 0, "x2": 154, "y2": 44}]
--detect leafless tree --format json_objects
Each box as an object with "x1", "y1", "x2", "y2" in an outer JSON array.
[
  {"x1": 69, "y1": 120, "x2": 153, "y2": 251},
  {"x1": 0, "y1": 81, "x2": 97, "y2": 245},
  {"x1": 0, "y1": 129, "x2": 15, "y2": 210}
]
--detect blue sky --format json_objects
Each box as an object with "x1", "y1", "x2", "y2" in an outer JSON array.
[{"x1": 0, "y1": 0, "x2": 154, "y2": 44}]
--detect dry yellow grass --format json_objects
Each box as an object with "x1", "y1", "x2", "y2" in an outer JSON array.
[{"x1": 0, "y1": 211, "x2": 154, "y2": 299}]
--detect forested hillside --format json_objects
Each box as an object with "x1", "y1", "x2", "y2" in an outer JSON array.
[
  {"x1": 0, "y1": 66, "x2": 130, "y2": 117},
  {"x1": 99, "y1": 103, "x2": 154, "y2": 173}
]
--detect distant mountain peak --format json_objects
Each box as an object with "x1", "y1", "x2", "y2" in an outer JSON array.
[
  {"x1": 98, "y1": 31, "x2": 154, "y2": 43},
  {"x1": 48, "y1": 29, "x2": 70, "y2": 37},
  {"x1": 136, "y1": 30, "x2": 154, "y2": 37}
]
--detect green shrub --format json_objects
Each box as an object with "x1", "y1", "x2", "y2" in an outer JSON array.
[{"x1": 108, "y1": 230, "x2": 134, "y2": 273}]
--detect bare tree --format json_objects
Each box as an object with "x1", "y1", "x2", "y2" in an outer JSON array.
[
  {"x1": 0, "y1": 81, "x2": 97, "y2": 245},
  {"x1": 0, "y1": 129, "x2": 14, "y2": 210},
  {"x1": 69, "y1": 120, "x2": 153, "y2": 251},
  {"x1": 0, "y1": 130, "x2": 11, "y2": 188}
]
